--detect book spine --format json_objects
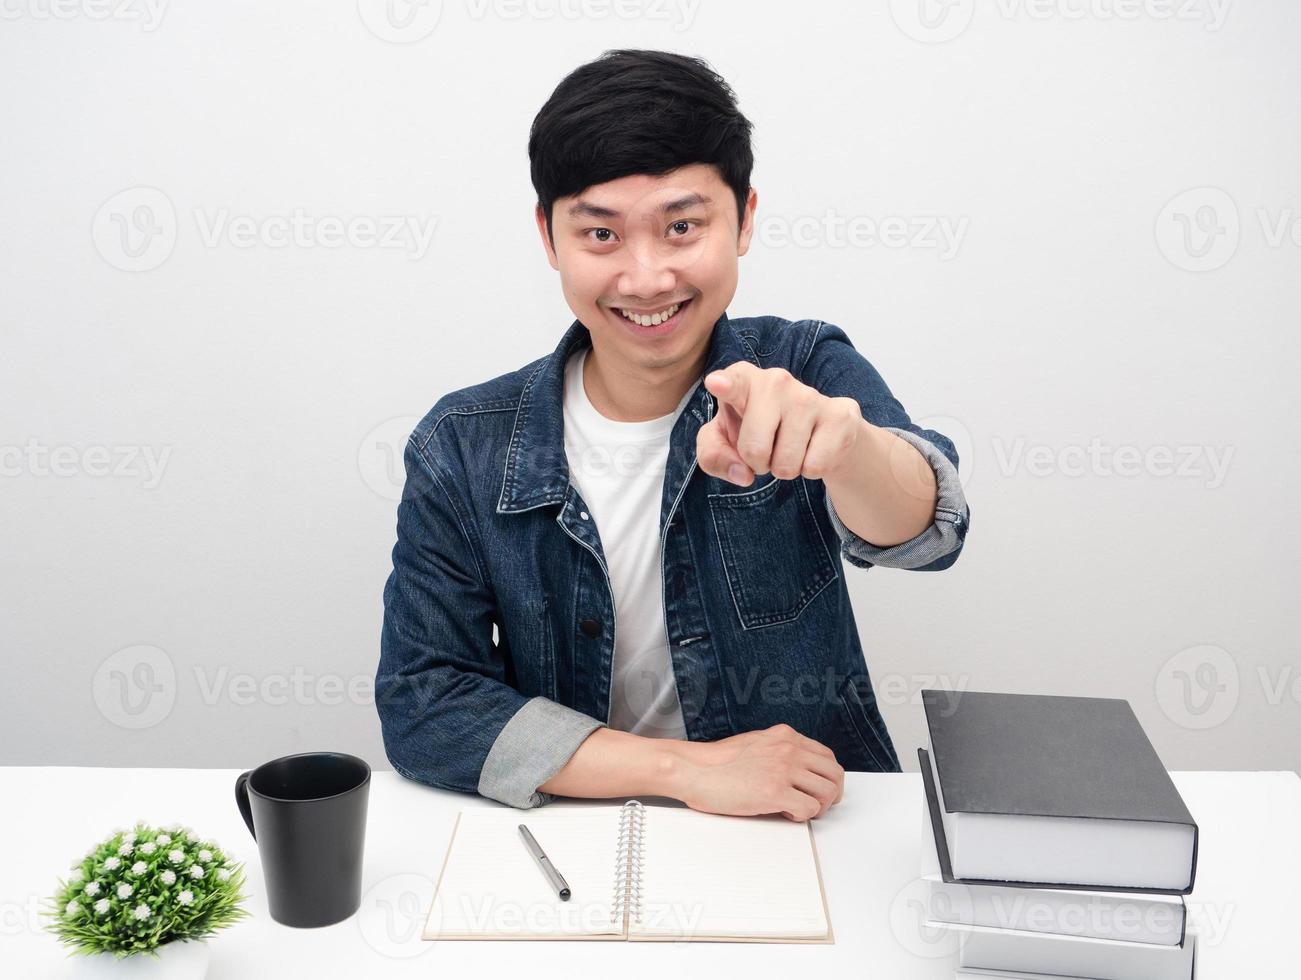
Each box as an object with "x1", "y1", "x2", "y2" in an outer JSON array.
[{"x1": 610, "y1": 800, "x2": 645, "y2": 929}]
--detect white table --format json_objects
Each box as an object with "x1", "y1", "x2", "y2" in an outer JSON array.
[{"x1": 1, "y1": 768, "x2": 1294, "y2": 977}]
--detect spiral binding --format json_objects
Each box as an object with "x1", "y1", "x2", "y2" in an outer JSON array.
[{"x1": 610, "y1": 800, "x2": 645, "y2": 928}]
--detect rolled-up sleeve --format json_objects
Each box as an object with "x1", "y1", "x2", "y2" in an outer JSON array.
[
  {"x1": 377, "y1": 427, "x2": 605, "y2": 809},
  {"x1": 478, "y1": 697, "x2": 606, "y2": 808},
  {"x1": 798, "y1": 320, "x2": 971, "y2": 572}
]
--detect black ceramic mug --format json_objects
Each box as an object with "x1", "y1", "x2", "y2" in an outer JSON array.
[{"x1": 234, "y1": 751, "x2": 371, "y2": 928}]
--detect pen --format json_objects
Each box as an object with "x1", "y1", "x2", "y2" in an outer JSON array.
[{"x1": 518, "y1": 823, "x2": 571, "y2": 901}]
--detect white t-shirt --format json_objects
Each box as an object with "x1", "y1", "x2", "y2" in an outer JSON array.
[{"x1": 562, "y1": 346, "x2": 699, "y2": 740}]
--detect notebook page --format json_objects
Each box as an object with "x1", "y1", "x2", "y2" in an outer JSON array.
[
  {"x1": 424, "y1": 806, "x2": 624, "y2": 939},
  {"x1": 631, "y1": 808, "x2": 828, "y2": 939}
]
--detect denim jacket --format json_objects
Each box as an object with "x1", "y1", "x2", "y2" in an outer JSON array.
[{"x1": 377, "y1": 312, "x2": 970, "y2": 809}]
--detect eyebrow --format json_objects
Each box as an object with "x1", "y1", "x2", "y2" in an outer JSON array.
[{"x1": 566, "y1": 192, "x2": 713, "y2": 221}]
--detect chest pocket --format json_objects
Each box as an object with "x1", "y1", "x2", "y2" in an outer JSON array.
[{"x1": 707, "y1": 476, "x2": 838, "y2": 630}]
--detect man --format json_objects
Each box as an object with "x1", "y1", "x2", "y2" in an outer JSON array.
[{"x1": 376, "y1": 49, "x2": 969, "y2": 822}]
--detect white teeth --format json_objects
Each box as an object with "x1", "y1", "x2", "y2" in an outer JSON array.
[{"x1": 618, "y1": 301, "x2": 682, "y2": 327}]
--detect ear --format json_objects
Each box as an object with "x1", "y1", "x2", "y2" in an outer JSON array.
[
  {"x1": 535, "y1": 203, "x2": 559, "y2": 271},
  {"x1": 736, "y1": 186, "x2": 758, "y2": 257}
]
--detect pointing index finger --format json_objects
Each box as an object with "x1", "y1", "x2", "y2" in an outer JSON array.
[{"x1": 704, "y1": 361, "x2": 756, "y2": 415}]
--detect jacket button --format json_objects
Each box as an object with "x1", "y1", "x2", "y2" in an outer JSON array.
[{"x1": 579, "y1": 618, "x2": 602, "y2": 638}]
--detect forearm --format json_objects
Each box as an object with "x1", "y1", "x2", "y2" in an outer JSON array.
[
  {"x1": 537, "y1": 727, "x2": 698, "y2": 800},
  {"x1": 824, "y1": 420, "x2": 937, "y2": 548}
]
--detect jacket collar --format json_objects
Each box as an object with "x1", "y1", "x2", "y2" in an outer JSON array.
[{"x1": 496, "y1": 309, "x2": 756, "y2": 513}]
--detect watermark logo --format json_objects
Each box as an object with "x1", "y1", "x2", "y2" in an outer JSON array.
[
  {"x1": 359, "y1": 416, "x2": 420, "y2": 501},
  {"x1": 1157, "y1": 186, "x2": 1301, "y2": 270},
  {"x1": 1155, "y1": 644, "x2": 1239, "y2": 730},
  {"x1": 889, "y1": 0, "x2": 975, "y2": 44},
  {"x1": 92, "y1": 644, "x2": 177, "y2": 729},
  {"x1": 888, "y1": 874, "x2": 966, "y2": 958},
  {"x1": 916, "y1": 415, "x2": 974, "y2": 491},
  {"x1": 357, "y1": 0, "x2": 444, "y2": 42},
  {"x1": 611, "y1": 661, "x2": 708, "y2": 735},
  {"x1": 92, "y1": 187, "x2": 177, "y2": 272},
  {"x1": 93, "y1": 188, "x2": 438, "y2": 270},
  {"x1": 357, "y1": 873, "x2": 437, "y2": 956},
  {"x1": 1155, "y1": 186, "x2": 1240, "y2": 272}
]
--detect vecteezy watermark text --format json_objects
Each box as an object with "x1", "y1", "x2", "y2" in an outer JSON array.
[
  {"x1": 1, "y1": 439, "x2": 172, "y2": 489},
  {"x1": 757, "y1": 211, "x2": 969, "y2": 261},
  {"x1": 93, "y1": 187, "x2": 438, "y2": 272},
  {"x1": 992, "y1": 437, "x2": 1233, "y2": 489}
]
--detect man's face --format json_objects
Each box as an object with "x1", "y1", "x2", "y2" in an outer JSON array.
[{"x1": 537, "y1": 163, "x2": 757, "y2": 373}]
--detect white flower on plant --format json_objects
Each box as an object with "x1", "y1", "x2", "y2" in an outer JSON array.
[
  {"x1": 133, "y1": 903, "x2": 151, "y2": 921},
  {"x1": 217, "y1": 868, "x2": 231, "y2": 882},
  {"x1": 65, "y1": 900, "x2": 81, "y2": 916},
  {"x1": 117, "y1": 842, "x2": 133, "y2": 856},
  {"x1": 68, "y1": 868, "x2": 84, "y2": 882},
  {"x1": 130, "y1": 861, "x2": 147, "y2": 875},
  {"x1": 187, "y1": 832, "x2": 199, "y2": 843},
  {"x1": 168, "y1": 849, "x2": 185, "y2": 864},
  {"x1": 84, "y1": 881, "x2": 101, "y2": 897},
  {"x1": 188, "y1": 864, "x2": 204, "y2": 879},
  {"x1": 116, "y1": 883, "x2": 133, "y2": 899},
  {"x1": 103, "y1": 857, "x2": 120, "y2": 871},
  {"x1": 139, "y1": 841, "x2": 156, "y2": 855},
  {"x1": 177, "y1": 890, "x2": 194, "y2": 906},
  {"x1": 123, "y1": 831, "x2": 137, "y2": 842},
  {"x1": 156, "y1": 834, "x2": 172, "y2": 845},
  {"x1": 198, "y1": 849, "x2": 213, "y2": 863},
  {"x1": 94, "y1": 898, "x2": 110, "y2": 915},
  {"x1": 161, "y1": 869, "x2": 177, "y2": 885}
]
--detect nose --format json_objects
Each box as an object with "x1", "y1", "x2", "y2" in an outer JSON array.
[{"x1": 616, "y1": 236, "x2": 678, "y2": 304}]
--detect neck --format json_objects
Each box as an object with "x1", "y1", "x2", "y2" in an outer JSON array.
[{"x1": 582, "y1": 339, "x2": 709, "y2": 422}]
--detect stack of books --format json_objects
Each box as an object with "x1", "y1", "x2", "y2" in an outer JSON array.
[{"x1": 917, "y1": 689, "x2": 1199, "y2": 980}]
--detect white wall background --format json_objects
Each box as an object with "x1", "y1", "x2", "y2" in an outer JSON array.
[{"x1": 2, "y1": 0, "x2": 1297, "y2": 777}]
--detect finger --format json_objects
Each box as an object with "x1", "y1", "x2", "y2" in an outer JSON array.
[
  {"x1": 796, "y1": 400, "x2": 858, "y2": 481},
  {"x1": 703, "y1": 362, "x2": 758, "y2": 415},
  {"x1": 696, "y1": 418, "x2": 751, "y2": 483},
  {"x1": 778, "y1": 788, "x2": 822, "y2": 822},
  {"x1": 797, "y1": 749, "x2": 845, "y2": 806},
  {"x1": 716, "y1": 397, "x2": 743, "y2": 445},
  {"x1": 790, "y1": 770, "x2": 839, "y2": 818},
  {"x1": 768, "y1": 396, "x2": 819, "y2": 481},
  {"x1": 734, "y1": 390, "x2": 781, "y2": 475},
  {"x1": 801, "y1": 413, "x2": 856, "y2": 482}
]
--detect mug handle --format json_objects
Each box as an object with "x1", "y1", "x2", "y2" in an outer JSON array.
[{"x1": 234, "y1": 771, "x2": 256, "y2": 841}]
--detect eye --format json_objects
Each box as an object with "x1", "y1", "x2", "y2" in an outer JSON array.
[
  {"x1": 585, "y1": 228, "x2": 619, "y2": 244},
  {"x1": 668, "y1": 220, "x2": 697, "y2": 237}
]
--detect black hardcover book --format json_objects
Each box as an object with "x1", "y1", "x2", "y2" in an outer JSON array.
[{"x1": 920, "y1": 690, "x2": 1199, "y2": 894}]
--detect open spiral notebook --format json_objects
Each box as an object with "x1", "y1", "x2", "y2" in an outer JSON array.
[{"x1": 422, "y1": 800, "x2": 834, "y2": 942}]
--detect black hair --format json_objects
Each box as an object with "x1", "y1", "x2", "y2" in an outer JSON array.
[{"x1": 528, "y1": 49, "x2": 755, "y2": 247}]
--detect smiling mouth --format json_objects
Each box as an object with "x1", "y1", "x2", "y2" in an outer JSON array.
[
  {"x1": 606, "y1": 296, "x2": 692, "y2": 338},
  {"x1": 612, "y1": 297, "x2": 692, "y2": 325}
]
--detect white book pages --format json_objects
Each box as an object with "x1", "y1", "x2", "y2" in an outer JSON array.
[
  {"x1": 630, "y1": 808, "x2": 829, "y2": 940},
  {"x1": 424, "y1": 806, "x2": 624, "y2": 939},
  {"x1": 919, "y1": 796, "x2": 1186, "y2": 945},
  {"x1": 938, "y1": 920, "x2": 1197, "y2": 980}
]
